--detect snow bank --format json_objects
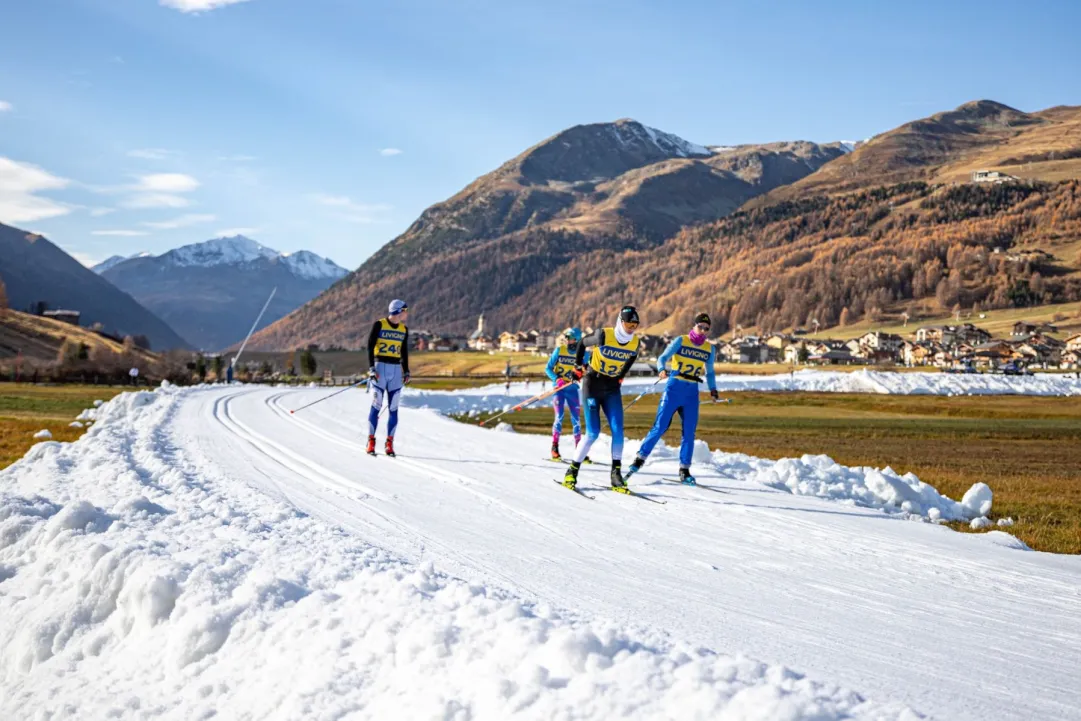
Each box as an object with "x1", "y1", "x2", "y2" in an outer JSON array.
[
  {"x1": 0, "y1": 386, "x2": 918, "y2": 720},
  {"x1": 704, "y1": 451, "x2": 991, "y2": 522},
  {"x1": 403, "y1": 370, "x2": 1081, "y2": 416},
  {"x1": 31, "y1": 429, "x2": 51, "y2": 440}
]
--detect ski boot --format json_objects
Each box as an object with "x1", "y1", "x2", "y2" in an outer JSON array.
[
  {"x1": 610, "y1": 461, "x2": 626, "y2": 489},
  {"x1": 582, "y1": 456, "x2": 594, "y2": 465},
  {"x1": 678, "y1": 467, "x2": 697, "y2": 486},
  {"x1": 384, "y1": 437, "x2": 396, "y2": 458},
  {"x1": 550, "y1": 442, "x2": 562, "y2": 462},
  {"x1": 366, "y1": 435, "x2": 377, "y2": 456},
  {"x1": 624, "y1": 455, "x2": 646, "y2": 479},
  {"x1": 562, "y1": 461, "x2": 580, "y2": 490}
]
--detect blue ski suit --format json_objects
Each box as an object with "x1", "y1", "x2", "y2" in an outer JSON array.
[
  {"x1": 544, "y1": 343, "x2": 590, "y2": 445},
  {"x1": 637, "y1": 336, "x2": 717, "y2": 468}
]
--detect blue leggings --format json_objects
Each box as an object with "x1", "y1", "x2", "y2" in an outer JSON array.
[
  {"x1": 368, "y1": 361, "x2": 404, "y2": 437},
  {"x1": 573, "y1": 391, "x2": 624, "y2": 464},
  {"x1": 552, "y1": 386, "x2": 582, "y2": 443},
  {"x1": 637, "y1": 379, "x2": 700, "y2": 468}
]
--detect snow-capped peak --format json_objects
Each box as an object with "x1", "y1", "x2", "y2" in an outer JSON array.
[
  {"x1": 153, "y1": 236, "x2": 348, "y2": 279},
  {"x1": 608, "y1": 119, "x2": 712, "y2": 159},
  {"x1": 640, "y1": 124, "x2": 712, "y2": 158},
  {"x1": 165, "y1": 235, "x2": 279, "y2": 267},
  {"x1": 278, "y1": 250, "x2": 350, "y2": 280},
  {"x1": 91, "y1": 255, "x2": 128, "y2": 274}
]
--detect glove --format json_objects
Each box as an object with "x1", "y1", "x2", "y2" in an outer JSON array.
[
  {"x1": 404, "y1": 373, "x2": 411, "y2": 385},
  {"x1": 658, "y1": 369, "x2": 668, "y2": 380},
  {"x1": 555, "y1": 378, "x2": 568, "y2": 389},
  {"x1": 367, "y1": 367, "x2": 378, "y2": 382},
  {"x1": 572, "y1": 366, "x2": 585, "y2": 380},
  {"x1": 618, "y1": 377, "x2": 624, "y2": 385},
  {"x1": 710, "y1": 389, "x2": 719, "y2": 401}
]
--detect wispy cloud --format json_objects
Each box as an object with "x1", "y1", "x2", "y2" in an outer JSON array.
[
  {"x1": 379, "y1": 148, "x2": 403, "y2": 157},
  {"x1": 0, "y1": 156, "x2": 71, "y2": 223},
  {"x1": 160, "y1": 0, "x2": 251, "y2": 13},
  {"x1": 92, "y1": 230, "x2": 150, "y2": 237},
  {"x1": 127, "y1": 148, "x2": 179, "y2": 161},
  {"x1": 122, "y1": 194, "x2": 190, "y2": 209},
  {"x1": 89, "y1": 207, "x2": 116, "y2": 217},
  {"x1": 136, "y1": 173, "x2": 200, "y2": 193},
  {"x1": 0, "y1": 101, "x2": 12, "y2": 113},
  {"x1": 120, "y1": 173, "x2": 200, "y2": 209},
  {"x1": 311, "y1": 194, "x2": 392, "y2": 223},
  {"x1": 216, "y1": 226, "x2": 258, "y2": 237},
  {"x1": 142, "y1": 213, "x2": 216, "y2": 230}
]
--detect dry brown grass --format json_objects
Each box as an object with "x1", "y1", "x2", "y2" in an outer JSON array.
[{"x1": 0, "y1": 384, "x2": 126, "y2": 468}]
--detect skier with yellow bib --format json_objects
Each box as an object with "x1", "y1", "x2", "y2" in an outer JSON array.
[
  {"x1": 366, "y1": 299, "x2": 410, "y2": 457},
  {"x1": 562, "y1": 306, "x2": 641, "y2": 490},
  {"x1": 626, "y1": 312, "x2": 719, "y2": 485}
]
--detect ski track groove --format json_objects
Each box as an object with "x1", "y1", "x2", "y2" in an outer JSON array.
[{"x1": 173, "y1": 385, "x2": 1081, "y2": 721}]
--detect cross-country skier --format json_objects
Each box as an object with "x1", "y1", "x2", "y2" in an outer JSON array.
[
  {"x1": 366, "y1": 299, "x2": 410, "y2": 457},
  {"x1": 544, "y1": 327, "x2": 590, "y2": 461},
  {"x1": 562, "y1": 306, "x2": 641, "y2": 490},
  {"x1": 626, "y1": 312, "x2": 719, "y2": 485}
]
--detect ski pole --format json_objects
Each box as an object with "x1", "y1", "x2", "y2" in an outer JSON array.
[
  {"x1": 480, "y1": 381, "x2": 576, "y2": 426},
  {"x1": 289, "y1": 379, "x2": 367, "y2": 414},
  {"x1": 623, "y1": 375, "x2": 664, "y2": 411}
]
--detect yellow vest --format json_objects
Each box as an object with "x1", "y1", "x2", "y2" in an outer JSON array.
[
  {"x1": 374, "y1": 318, "x2": 407, "y2": 359},
  {"x1": 588, "y1": 328, "x2": 640, "y2": 377},
  {"x1": 672, "y1": 335, "x2": 712, "y2": 382},
  {"x1": 551, "y1": 344, "x2": 579, "y2": 381}
]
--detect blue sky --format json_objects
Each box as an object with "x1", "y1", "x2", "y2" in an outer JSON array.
[{"x1": 1, "y1": 0, "x2": 1078, "y2": 269}]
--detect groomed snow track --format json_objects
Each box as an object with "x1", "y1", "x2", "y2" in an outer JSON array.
[{"x1": 2, "y1": 383, "x2": 1080, "y2": 720}]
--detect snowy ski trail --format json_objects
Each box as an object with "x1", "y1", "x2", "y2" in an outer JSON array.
[
  {"x1": 2, "y1": 382, "x2": 1080, "y2": 720},
  {"x1": 189, "y1": 385, "x2": 1079, "y2": 720}
]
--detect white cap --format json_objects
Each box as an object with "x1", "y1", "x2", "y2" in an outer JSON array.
[{"x1": 388, "y1": 299, "x2": 408, "y2": 315}]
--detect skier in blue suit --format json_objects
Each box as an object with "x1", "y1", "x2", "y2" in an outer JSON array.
[
  {"x1": 627, "y1": 312, "x2": 719, "y2": 485},
  {"x1": 544, "y1": 327, "x2": 590, "y2": 461}
]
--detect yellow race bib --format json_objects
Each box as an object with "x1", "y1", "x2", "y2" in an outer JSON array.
[
  {"x1": 672, "y1": 335, "x2": 711, "y2": 382},
  {"x1": 551, "y1": 344, "x2": 579, "y2": 380},
  {"x1": 588, "y1": 328, "x2": 640, "y2": 377},
  {"x1": 374, "y1": 318, "x2": 407, "y2": 359}
]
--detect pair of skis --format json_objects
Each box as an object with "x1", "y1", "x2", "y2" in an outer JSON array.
[
  {"x1": 550, "y1": 479, "x2": 666, "y2": 504},
  {"x1": 552, "y1": 475, "x2": 728, "y2": 501}
]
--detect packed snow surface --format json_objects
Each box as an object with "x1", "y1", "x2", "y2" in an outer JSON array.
[{"x1": 3, "y1": 382, "x2": 1080, "y2": 721}]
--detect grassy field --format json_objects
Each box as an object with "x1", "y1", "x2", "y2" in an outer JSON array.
[
  {"x1": 484, "y1": 391, "x2": 1081, "y2": 555},
  {"x1": 0, "y1": 384, "x2": 126, "y2": 468}
]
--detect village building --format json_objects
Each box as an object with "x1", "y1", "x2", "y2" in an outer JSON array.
[
  {"x1": 467, "y1": 314, "x2": 494, "y2": 351},
  {"x1": 857, "y1": 331, "x2": 904, "y2": 352}
]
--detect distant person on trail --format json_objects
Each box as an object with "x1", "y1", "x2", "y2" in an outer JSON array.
[
  {"x1": 626, "y1": 313, "x2": 719, "y2": 486},
  {"x1": 562, "y1": 306, "x2": 641, "y2": 491},
  {"x1": 544, "y1": 327, "x2": 590, "y2": 462},
  {"x1": 366, "y1": 299, "x2": 410, "y2": 457}
]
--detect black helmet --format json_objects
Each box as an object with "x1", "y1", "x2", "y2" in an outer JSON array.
[
  {"x1": 694, "y1": 312, "x2": 711, "y2": 328},
  {"x1": 619, "y1": 305, "x2": 640, "y2": 324}
]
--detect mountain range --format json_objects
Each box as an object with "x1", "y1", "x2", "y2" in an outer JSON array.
[
  {"x1": 0, "y1": 222, "x2": 192, "y2": 350},
  {"x1": 246, "y1": 100, "x2": 1081, "y2": 349},
  {"x1": 98, "y1": 236, "x2": 347, "y2": 351},
  {"x1": 246, "y1": 119, "x2": 848, "y2": 348}
]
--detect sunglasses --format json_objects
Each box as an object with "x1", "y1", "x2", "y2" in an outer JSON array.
[{"x1": 695, "y1": 323, "x2": 711, "y2": 332}]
